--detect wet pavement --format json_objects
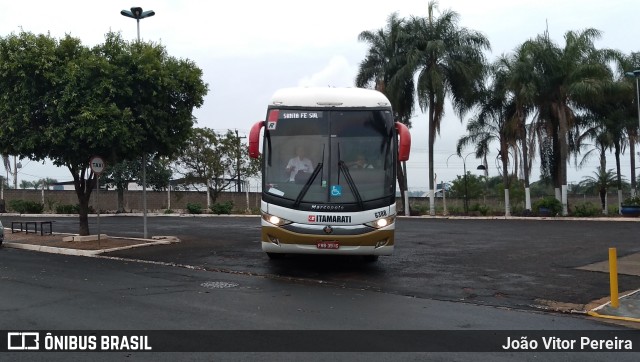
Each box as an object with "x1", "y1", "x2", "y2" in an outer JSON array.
[{"x1": 2, "y1": 213, "x2": 640, "y2": 326}]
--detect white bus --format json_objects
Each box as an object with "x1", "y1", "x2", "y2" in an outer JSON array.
[{"x1": 249, "y1": 87, "x2": 411, "y2": 261}]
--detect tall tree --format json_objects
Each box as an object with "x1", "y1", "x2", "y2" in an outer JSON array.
[
  {"x1": 405, "y1": 1, "x2": 490, "y2": 215},
  {"x1": 356, "y1": 12, "x2": 415, "y2": 214},
  {"x1": 615, "y1": 52, "x2": 640, "y2": 197},
  {"x1": 522, "y1": 28, "x2": 615, "y2": 215},
  {"x1": 0, "y1": 31, "x2": 208, "y2": 235},
  {"x1": 457, "y1": 63, "x2": 518, "y2": 216},
  {"x1": 496, "y1": 47, "x2": 537, "y2": 210},
  {"x1": 174, "y1": 128, "x2": 260, "y2": 204}
]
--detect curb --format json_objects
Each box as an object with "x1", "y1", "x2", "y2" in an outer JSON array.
[
  {"x1": 587, "y1": 289, "x2": 640, "y2": 323},
  {"x1": 3, "y1": 237, "x2": 180, "y2": 256}
]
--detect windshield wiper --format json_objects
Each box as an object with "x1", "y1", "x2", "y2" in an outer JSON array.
[
  {"x1": 338, "y1": 160, "x2": 364, "y2": 210},
  {"x1": 293, "y1": 162, "x2": 323, "y2": 208}
]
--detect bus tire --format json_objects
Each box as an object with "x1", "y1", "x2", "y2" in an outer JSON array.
[{"x1": 363, "y1": 255, "x2": 379, "y2": 262}]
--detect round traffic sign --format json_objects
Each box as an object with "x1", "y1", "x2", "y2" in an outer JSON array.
[{"x1": 89, "y1": 156, "x2": 106, "y2": 174}]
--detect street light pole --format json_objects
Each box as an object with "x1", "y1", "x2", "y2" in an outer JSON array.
[
  {"x1": 121, "y1": 6, "x2": 155, "y2": 239},
  {"x1": 447, "y1": 152, "x2": 485, "y2": 215}
]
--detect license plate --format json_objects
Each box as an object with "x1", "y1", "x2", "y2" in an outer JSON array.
[{"x1": 316, "y1": 241, "x2": 340, "y2": 249}]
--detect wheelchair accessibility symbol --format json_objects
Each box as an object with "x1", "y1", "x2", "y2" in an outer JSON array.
[{"x1": 330, "y1": 185, "x2": 342, "y2": 197}]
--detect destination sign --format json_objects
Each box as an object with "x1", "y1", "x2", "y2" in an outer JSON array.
[{"x1": 280, "y1": 111, "x2": 322, "y2": 119}]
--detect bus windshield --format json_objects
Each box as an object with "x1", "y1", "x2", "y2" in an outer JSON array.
[{"x1": 263, "y1": 109, "x2": 395, "y2": 207}]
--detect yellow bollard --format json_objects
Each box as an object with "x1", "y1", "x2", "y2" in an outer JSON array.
[{"x1": 609, "y1": 248, "x2": 619, "y2": 308}]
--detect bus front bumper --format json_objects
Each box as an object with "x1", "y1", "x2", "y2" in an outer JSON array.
[{"x1": 261, "y1": 225, "x2": 394, "y2": 256}]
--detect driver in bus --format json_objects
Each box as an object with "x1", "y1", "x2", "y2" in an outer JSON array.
[
  {"x1": 286, "y1": 146, "x2": 314, "y2": 182},
  {"x1": 349, "y1": 154, "x2": 374, "y2": 169}
]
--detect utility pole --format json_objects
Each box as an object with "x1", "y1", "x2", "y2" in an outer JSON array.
[{"x1": 235, "y1": 129, "x2": 246, "y2": 192}]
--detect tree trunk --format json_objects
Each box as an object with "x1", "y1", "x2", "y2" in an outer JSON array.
[
  {"x1": 556, "y1": 105, "x2": 569, "y2": 215},
  {"x1": 519, "y1": 109, "x2": 531, "y2": 210},
  {"x1": 117, "y1": 187, "x2": 125, "y2": 213},
  {"x1": 500, "y1": 140, "x2": 511, "y2": 216},
  {"x1": 78, "y1": 193, "x2": 91, "y2": 235},
  {"x1": 615, "y1": 144, "x2": 623, "y2": 215},
  {"x1": 428, "y1": 97, "x2": 437, "y2": 216},
  {"x1": 600, "y1": 187, "x2": 606, "y2": 214},
  {"x1": 630, "y1": 133, "x2": 637, "y2": 197},
  {"x1": 396, "y1": 160, "x2": 409, "y2": 215},
  {"x1": 71, "y1": 166, "x2": 95, "y2": 236}
]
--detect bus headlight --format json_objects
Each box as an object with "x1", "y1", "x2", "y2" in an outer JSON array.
[
  {"x1": 262, "y1": 213, "x2": 292, "y2": 226},
  {"x1": 365, "y1": 216, "x2": 395, "y2": 229}
]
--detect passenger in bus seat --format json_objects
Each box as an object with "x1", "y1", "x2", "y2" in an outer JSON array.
[
  {"x1": 286, "y1": 146, "x2": 314, "y2": 182},
  {"x1": 349, "y1": 154, "x2": 374, "y2": 169}
]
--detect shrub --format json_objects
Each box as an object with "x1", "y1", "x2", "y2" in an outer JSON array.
[
  {"x1": 9, "y1": 199, "x2": 44, "y2": 214},
  {"x1": 469, "y1": 203, "x2": 490, "y2": 216},
  {"x1": 572, "y1": 202, "x2": 600, "y2": 217},
  {"x1": 210, "y1": 201, "x2": 234, "y2": 215},
  {"x1": 164, "y1": 209, "x2": 174, "y2": 214},
  {"x1": 622, "y1": 196, "x2": 640, "y2": 206},
  {"x1": 532, "y1": 197, "x2": 562, "y2": 216},
  {"x1": 186, "y1": 203, "x2": 203, "y2": 214},
  {"x1": 55, "y1": 204, "x2": 80, "y2": 214}
]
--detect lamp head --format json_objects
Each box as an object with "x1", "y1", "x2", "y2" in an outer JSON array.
[
  {"x1": 120, "y1": 9, "x2": 135, "y2": 18},
  {"x1": 131, "y1": 7, "x2": 143, "y2": 18}
]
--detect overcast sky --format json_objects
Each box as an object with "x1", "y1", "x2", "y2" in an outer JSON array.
[{"x1": 0, "y1": 0, "x2": 637, "y2": 191}]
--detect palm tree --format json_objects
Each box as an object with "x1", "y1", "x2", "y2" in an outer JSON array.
[
  {"x1": 405, "y1": 1, "x2": 490, "y2": 215},
  {"x1": 496, "y1": 46, "x2": 537, "y2": 210},
  {"x1": 356, "y1": 12, "x2": 415, "y2": 214},
  {"x1": 457, "y1": 63, "x2": 519, "y2": 216},
  {"x1": 576, "y1": 78, "x2": 634, "y2": 213},
  {"x1": 579, "y1": 167, "x2": 620, "y2": 214},
  {"x1": 522, "y1": 28, "x2": 616, "y2": 215},
  {"x1": 614, "y1": 52, "x2": 640, "y2": 196}
]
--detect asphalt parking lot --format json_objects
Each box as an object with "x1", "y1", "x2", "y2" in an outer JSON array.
[{"x1": 4, "y1": 215, "x2": 638, "y2": 315}]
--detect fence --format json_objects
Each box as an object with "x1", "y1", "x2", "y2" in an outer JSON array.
[
  {"x1": 0, "y1": 189, "x2": 262, "y2": 214},
  {"x1": 0, "y1": 189, "x2": 615, "y2": 215}
]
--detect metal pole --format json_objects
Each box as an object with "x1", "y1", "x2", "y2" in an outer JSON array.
[
  {"x1": 636, "y1": 77, "x2": 640, "y2": 197},
  {"x1": 609, "y1": 248, "x2": 619, "y2": 308},
  {"x1": 463, "y1": 161, "x2": 468, "y2": 214},
  {"x1": 136, "y1": 18, "x2": 148, "y2": 239},
  {"x1": 97, "y1": 177, "x2": 101, "y2": 247},
  {"x1": 636, "y1": 77, "x2": 639, "y2": 134},
  {"x1": 143, "y1": 153, "x2": 147, "y2": 239}
]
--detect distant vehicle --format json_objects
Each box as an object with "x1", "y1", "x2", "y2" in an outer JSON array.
[{"x1": 249, "y1": 87, "x2": 411, "y2": 261}]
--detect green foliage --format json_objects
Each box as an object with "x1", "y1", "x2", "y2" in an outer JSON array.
[
  {"x1": 164, "y1": 209, "x2": 174, "y2": 214},
  {"x1": 449, "y1": 172, "x2": 485, "y2": 199},
  {"x1": 9, "y1": 200, "x2": 44, "y2": 214},
  {"x1": 175, "y1": 128, "x2": 260, "y2": 203},
  {"x1": 532, "y1": 197, "x2": 562, "y2": 216},
  {"x1": 210, "y1": 201, "x2": 234, "y2": 215},
  {"x1": 56, "y1": 204, "x2": 80, "y2": 214},
  {"x1": 0, "y1": 31, "x2": 207, "y2": 235},
  {"x1": 186, "y1": 203, "x2": 203, "y2": 214},
  {"x1": 45, "y1": 199, "x2": 57, "y2": 212},
  {"x1": 572, "y1": 202, "x2": 601, "y2": 217},
  {"x1": 622, "y1": 196, "x2": 640, "y2": 206},
  {"x1": 495, "y1": 178, "x2": 525, "y2": 207},
  {"x1": 469, "y1": 203, "x2": 490, "y2": 216},
  {"x1": 410, "y1": 203, "x2": 430, "y2": 216}
]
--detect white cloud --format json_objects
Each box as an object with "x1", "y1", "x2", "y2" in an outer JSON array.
[
  {"x1": 1, "y1": 0, "x2": 638, "y2": 188},
  {"x1": 296, "y1": 55, "x2": 357, "y2": 88}
]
